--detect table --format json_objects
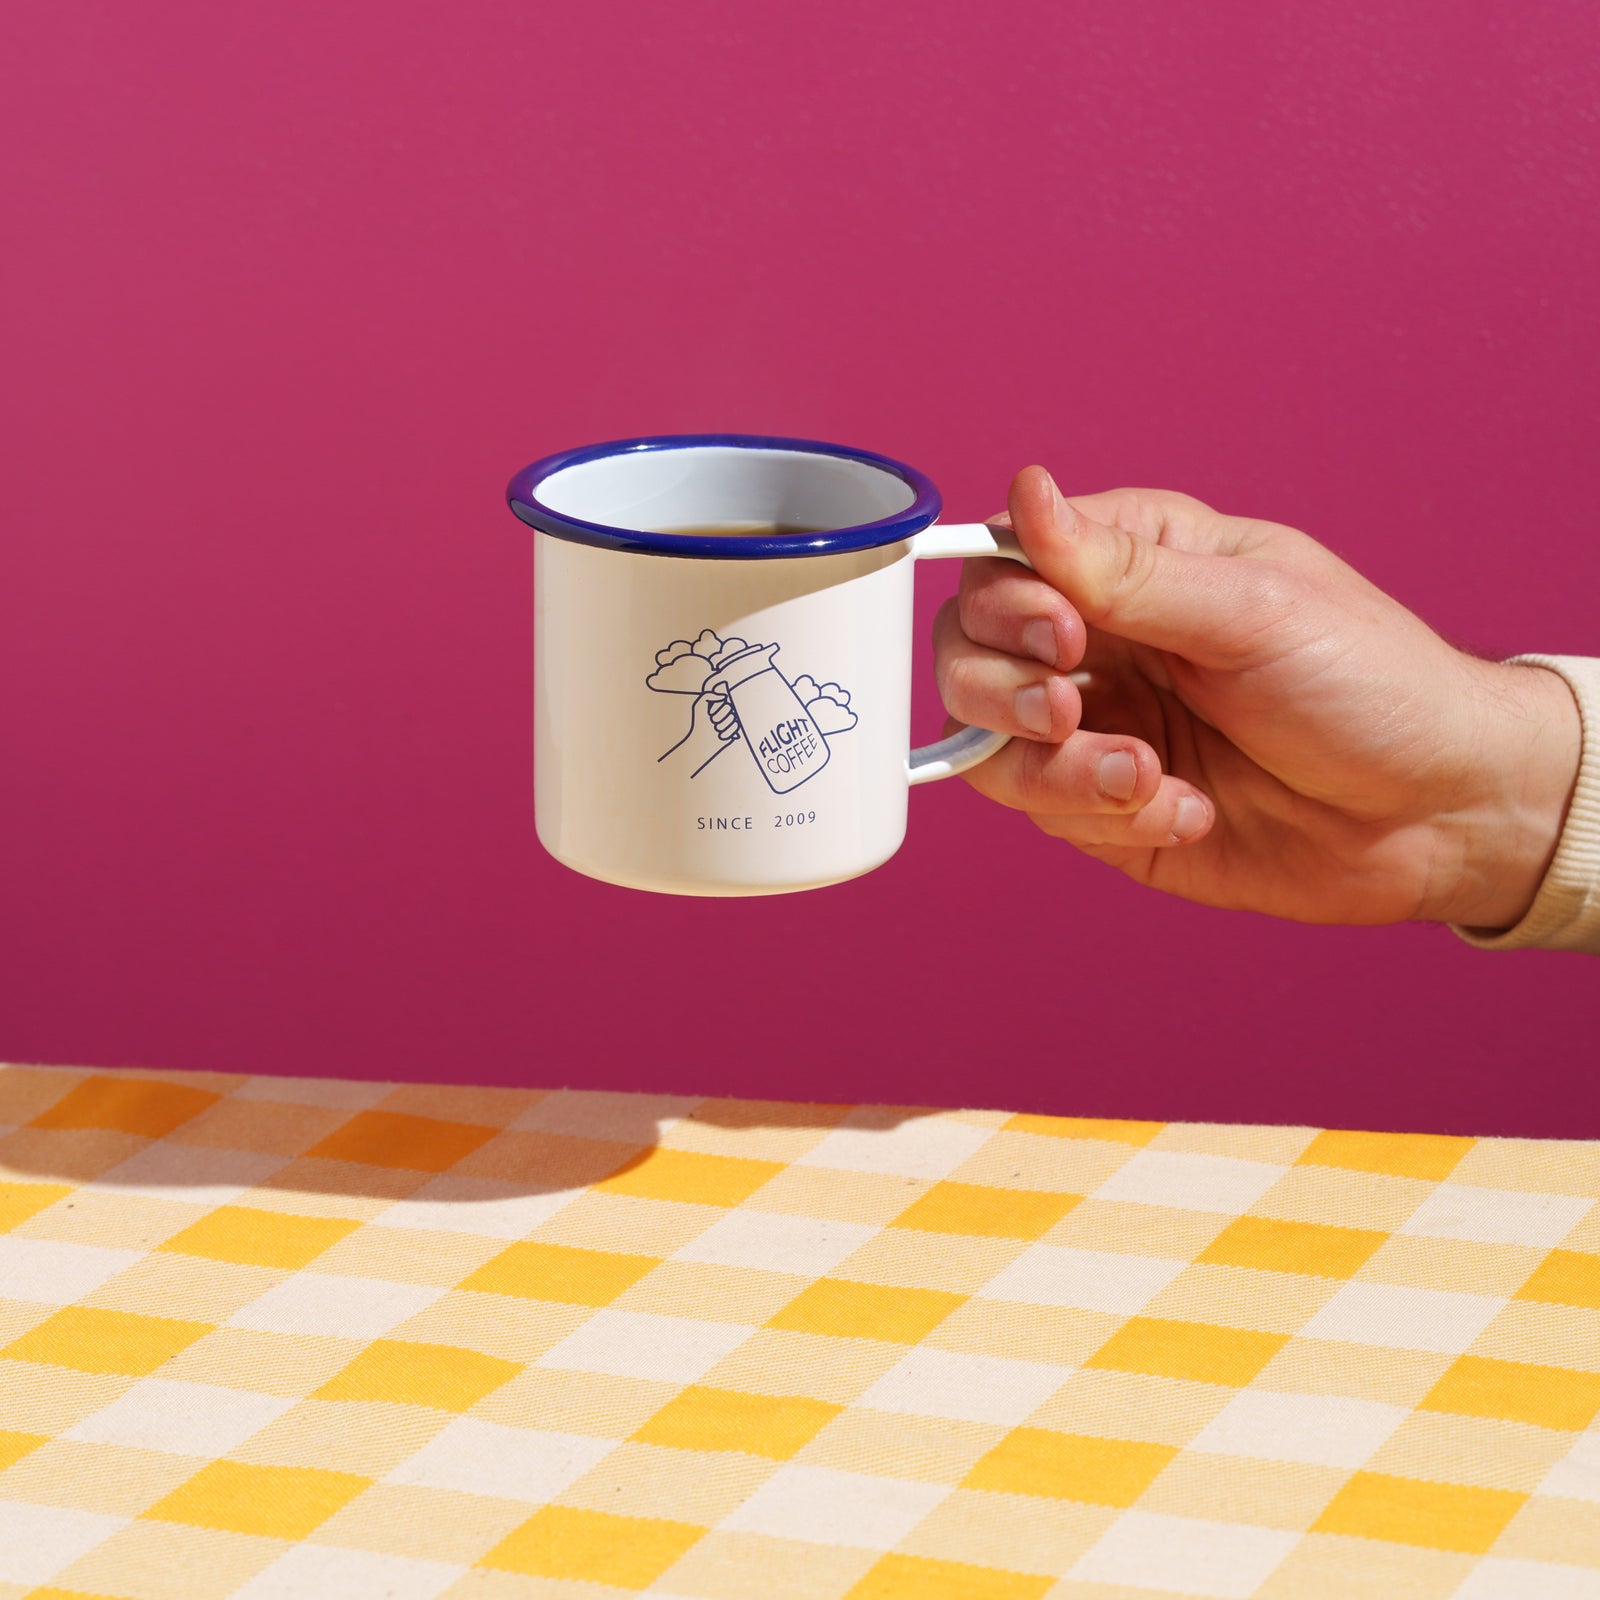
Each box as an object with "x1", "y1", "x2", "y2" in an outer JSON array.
[{"x1": 1, "y1": 1065, "x2": 1597, "y2": 1598}]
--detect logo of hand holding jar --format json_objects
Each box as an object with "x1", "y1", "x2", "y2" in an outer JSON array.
[{"x1": 646, "y1": 629, "x2": 858, "y2": 794}]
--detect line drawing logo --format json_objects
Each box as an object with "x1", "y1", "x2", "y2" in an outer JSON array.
[{"x1": 646, "y1": 628, "x2": 857, "y2": 794}]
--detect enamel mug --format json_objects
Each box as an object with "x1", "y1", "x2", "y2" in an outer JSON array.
[{"x1": 507, "y1": 434, "x2": 1027, "y2": 896}]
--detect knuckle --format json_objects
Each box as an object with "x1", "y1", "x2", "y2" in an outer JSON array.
[
  {"x1": 958, "y1": 565, "x2": 1025, "y2": 642},
  {"x1": 1050, "y1": 678, "x2": 1084, "y2": 739},
  {"x1": 1110, "y1": 530, "x2": 1158, "y2": 605},
  {"x1": 1213, "y1": 562, "x2": 1312, "y2": 664},
  {"x1": 1151, "y1": 488, "x2": 1214, "y2": 522},
  {"x1": 956, "y1": 559, "x2": 1004, "y2": 617},
  {"x1": 934, "y1": 647, "x2": 974, "y2": 711},
  {"x1": 1243, "y1": 562, "x2": 1306, "y2": 615},
  {"x1": 1011, "y1": 736, "x2": 1060, "y2": 813},
  {"x1": 1081, "y1": 529, "x2": 1157, "y2": 624}
]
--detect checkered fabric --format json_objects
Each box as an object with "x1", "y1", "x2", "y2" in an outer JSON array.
[{"x1": 1, "y1": 1066, "x2": 1598, "y2": 1600}]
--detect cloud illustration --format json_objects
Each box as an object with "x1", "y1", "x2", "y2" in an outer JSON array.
[
  {"x1": 646, "y1": 630, "x2": 745, "y2": 694},
  {"x1": 648, "y1": 630, "x2": 755, "y2": 694},
  {"x1": 646, "y1": 651, "x2": 714, "y2": 695},
  {"x1": 689, "y1": 629, "x2": 729, "y2": 661},
  {"x1": 791, "y1": 676, "x2": 856, "y2": 735},
  {"x1": 708, "y1": 636, "x2": 750, "y2": 668},
  {"x1": 807, "y1": 693, "x2": 858, "y2": 735}
]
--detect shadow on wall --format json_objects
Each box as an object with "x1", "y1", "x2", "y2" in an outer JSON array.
[{"x1": 0, "y1": 1067, "x2": 930, "y2": 1211}]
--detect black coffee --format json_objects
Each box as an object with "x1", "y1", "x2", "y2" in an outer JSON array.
[{"x1": 653, "y1": 522, "x2": 830, "y2": 538}]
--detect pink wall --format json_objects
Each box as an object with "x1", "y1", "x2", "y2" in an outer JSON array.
[{"x1": 4, "y1": 1, "x2": 1597, "y2": 1135}]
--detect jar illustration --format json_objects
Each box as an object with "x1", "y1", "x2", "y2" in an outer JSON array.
[{"x1": 703, "y1": 643, "x2": 830, "y2": 794}]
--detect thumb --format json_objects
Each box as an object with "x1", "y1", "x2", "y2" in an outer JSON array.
[{"x1": 1009, "y1": 466, "x2": 1292, "y2": 667}]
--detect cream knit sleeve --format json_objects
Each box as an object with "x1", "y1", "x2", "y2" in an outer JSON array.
[{"x1": 1454, "y1": 655, "x2": 1600, "y2": 954}]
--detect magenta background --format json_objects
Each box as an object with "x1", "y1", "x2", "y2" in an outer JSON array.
[{"x1": 4, "y1": 1, "x2": 1597, "y2": 1135}]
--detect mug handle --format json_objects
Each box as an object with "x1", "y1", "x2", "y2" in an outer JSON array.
[{"x1": 905, "y1": 521, "x2": 1042, "y2": 785}]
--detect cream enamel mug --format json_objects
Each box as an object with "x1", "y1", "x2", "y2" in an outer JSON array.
[{"x1": 507, "y1": 434, "x2": 1028, "y2": 896}]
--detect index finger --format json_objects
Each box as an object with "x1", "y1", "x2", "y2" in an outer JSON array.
[{"x1": 958, "y1": 556, "x2": 1087, "y2": 671}]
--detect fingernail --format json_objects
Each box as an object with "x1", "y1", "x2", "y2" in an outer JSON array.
[
  {"x1": 1015, "y1": 682, "x2": 1052, "y2": 736},
  {"x1": 1047, "y1": 472, "x2": 1070, "y2": 524},
  {"x1": 1096, "y1": 750, "x2": 1138, "y2": 802},
  {"x1": 1022, "y1": 619, "x2": 1057, "y2": 666},
  {"x1": 1173, "y1": 795, "x2": 1207, "y2": 840}
]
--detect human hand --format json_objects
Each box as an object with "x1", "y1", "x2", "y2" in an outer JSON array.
[
  {"x1": 934, "y1": 467, "x2": 1581, "y2": 927},
  {"x1": 706, "y1": 689, "x2": 739, "y2": 746},
  {"x1": 658, "y1": 687, "x2": 740, "y2": 778}
]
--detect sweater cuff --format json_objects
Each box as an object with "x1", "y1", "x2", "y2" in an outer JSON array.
[{"x1": 1454, "y1": 655, "x2": 1600, "y2": 954}]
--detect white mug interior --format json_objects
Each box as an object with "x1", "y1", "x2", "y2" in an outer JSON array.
[{"x1": 536, "y1": 445, "x2": 918, "y2": 534}]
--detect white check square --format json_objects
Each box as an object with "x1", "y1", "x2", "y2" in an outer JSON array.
[
  {"x1": 795, "y1": 1115, "x2": 994, "y2": 1180},
  {"x1": 1454, "y1": 1557, "x2": 1600, "y2": 1600},
  {"x1": 1299, "y1": 1280, "x2": 1506, "y2": 1354},
  {"x1": 1092, "y1": 1150, "x2": 1287, "y2": 1215},
  {"x1": 95, "y1": 1143, "x2": 286, "y2": 1206},
  {"x1": 1189, "y1": 1389, "x2": 1408, "y2": 1468},
  {"x1": 674, "y1": 1210, "x2": 880, "y2": 1276},
  {"x1": 1071, "y1": 1510, "x2": 1298, "y2": 1598},
  {"x1": 386, "y1": 1417, "x2": 616, "y2": 1501},
  {"x1": 511, "y1": 1089, "x2": 695, "y2": 1141},
  {"x1": 1399, "y1": 1184, "x2": 1593, "y2": 1248},
  {"x1": 229, "y1": 1272, "x2": 447, "y2": 1338},
  {"x1": 372, "y1": 1176, "x2": 580, "y2": 1240},
  {"x1": 858, "y1": 1347, "x2": 1067, "y2": 1426},
  {"x1": 234, "y1": 1076, "x2": 392, "y2": 1109},
  {"x1": 0, "y1": 1236, "x2": 140, "y2": 1305},
  {"x1": 721, "y1": 1464, "x2": 948, "y2": 1548},
  {"x1": 0, "y1": 1502, "x2": 128, "y2": 1586},
  {"x1": 978, "y1": 1244, "x2": 1188, "y2": 1314},
  {"x1": 1540, "y1": 1431, "x2": 1600, "y2": 1504},
  {"x1": 237, "y1": 1545, "x2": 461, "y2": 1600},
  {"x1": 64, "y1": 1378, "x2": 296, "y2": 1455},
  {"x1": 536, "y1": 1310, "x2": 751, "y2": 1383}
]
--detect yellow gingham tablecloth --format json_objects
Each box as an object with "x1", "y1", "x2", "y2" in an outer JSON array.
[{"x1": 1, "y1": 1067, "x2": 1598, "y2": 1600}]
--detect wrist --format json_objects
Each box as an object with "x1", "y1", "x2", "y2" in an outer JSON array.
[{"x1": 1428, "y1": 659, "x2": 1582, "y2": 930}]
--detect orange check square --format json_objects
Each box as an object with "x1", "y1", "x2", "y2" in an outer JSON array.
[
  {"x1": 1197, "y1": 1215, "x2": 1388, "y2": 1279},
  {"x1": 482, "y1": 1505, "x2": 705, "y2": 1586},
  {"x1": 314, "y1": 1338, "x2": 520, "y2": 1411},
  {"x1": 146, "y1": 1459, "x2": 370, "y2": 1539},
  {"x1": 1295, "y1": 1129, "x2": 1473, "y2": 1182},
  {"x1": 2, "y1": 1306, "x2": 212, "y2": 1376},
  {"x1": 30, "y1": 1075, "x2": 219, "y2": 1138},
  {"x1": 0, "y1": 1180, "x2": 73, "y2": 1233},
  {"x1": 1515, "y1": 1249, "x2": 1600, "y2": 1311},
  {"x1": 1420, "y1": 1354, "x2": 1600, "y2": 1432},
  {"x1": 632, "y1": 1385, "x2": 841, "y2": 1458},
  {"x1": 159, "y1": 1206, "x2": 359, "y2": 1270},
  {"x1": 890, "y1": 1182, "x2": 1081, "y2": 1240},
  {"x1": 0, "y1": 1431, "x2": 46, "y2": 1471},
  {"x1": 459, "y1": 1241, "x2": 660, "y2": 1305},
  {"x1": 1313, "y1": 1470, "x2": 1525, "y2": 1554},
  {"x1": 847, "y1": 1554, "x2": 1054, "y2": 1599},
  {"x1": 1085, "y1": 1317, "x2": 1288, "y2": 1387},
  {"x1": 304, "y1": 1110, "x2": 496, "y2": 1172},
  {"x1": 963, "y1": 1427, "x2": 1176, "y2": 1505},
  {"x1": 766, "y1": 1279, "x2": 966, "y2": 1344},
  {"x1": 596, "y1": 1148, "x2": 784, "y2": 1207}
]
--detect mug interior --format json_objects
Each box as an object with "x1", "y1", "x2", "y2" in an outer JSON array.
[
  {"x1": 544, "y1": 446, "x2": 914, "y2": 530},
  {"x1": 509, "y1": 436, "x2": 941, "y2": 558}
]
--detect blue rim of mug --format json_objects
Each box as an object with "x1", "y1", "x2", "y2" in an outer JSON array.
[{"x1": 505, "y1": 433, "x2": 944, "y2": 558}]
